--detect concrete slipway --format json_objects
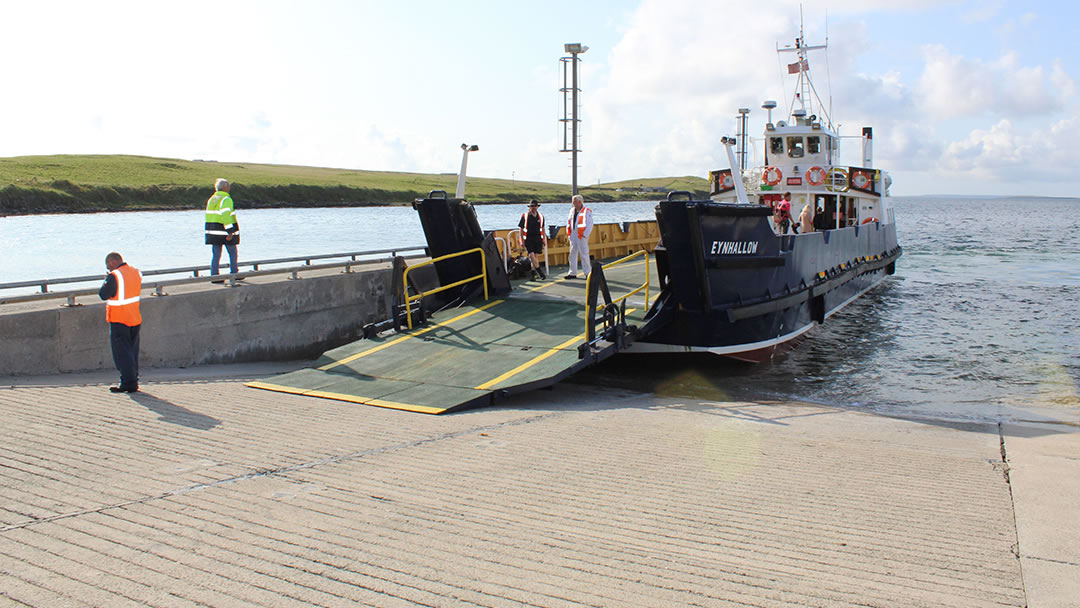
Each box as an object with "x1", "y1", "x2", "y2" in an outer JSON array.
[{"x1": 1, "y1": 363, "x2": 1077, "y2": 607}]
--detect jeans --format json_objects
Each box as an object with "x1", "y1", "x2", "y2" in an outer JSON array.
[
  {"x1": 211, "y1": 242, "x2": 238, "y2": 275},
  {"x1": 109, "y1": 322, "x2": 140, "y2": 389}
]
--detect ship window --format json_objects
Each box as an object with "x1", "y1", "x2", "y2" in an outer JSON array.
[
  {"x1": 787, "y1": 136, "x2": 804, "y2": 158},
  {"x1": 807, "y1": 136, "x2": 821, "y2": 154},
  {"x1": 770, "y1": 137, "x2": 784, "y2": 155}
]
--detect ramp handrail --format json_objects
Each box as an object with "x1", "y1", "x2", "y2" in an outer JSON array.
[
  {"x1": 402, "y1": 247, "x2": 488, "y2": 329},
  {"x1": 584, "y1": 249, "x2": 651, "y2": 318},
  {"x1": 582, "y1": 249, "x2": 650, "y2": 344}
]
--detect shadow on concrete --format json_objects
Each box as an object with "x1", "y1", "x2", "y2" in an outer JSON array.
[{"x1": 128, "y1": 391, "x2": 221, "y2": 431}]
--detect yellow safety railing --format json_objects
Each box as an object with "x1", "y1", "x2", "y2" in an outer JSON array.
[
  {"x1": 402, "y1": 248, "x2": 488, "y2": 329},
  {"x1": 584, "y1": 249, "x2": 650, "y2": 334}
]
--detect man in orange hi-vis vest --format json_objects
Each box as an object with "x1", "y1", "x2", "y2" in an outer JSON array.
[{"x1": 98, "y1": 252, "x2": 142, "y2": 393}]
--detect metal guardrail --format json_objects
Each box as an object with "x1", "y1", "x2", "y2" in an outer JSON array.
[
  {"x1": 401, "y1": 247, "x2": 489, "y2": 330},
  {"x1": 0, "y1": 246, "x2": 429, "y2": 307},
  {"x1": 584, "y1": 249, "x2": 651, "y2": 329}
]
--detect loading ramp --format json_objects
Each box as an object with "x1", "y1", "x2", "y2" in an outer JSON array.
[
  {"x1": 248, "y1": 192, "x2": 659, "y2": 414},
  {"x1": 247, "y1": 257, "x2": 656, "y2": 414}
]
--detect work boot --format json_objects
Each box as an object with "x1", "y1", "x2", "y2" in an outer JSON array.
[
  {"x1": 537, "y1": 268, "x2": 546, "y2": 279},
  {"x1": 531, "y1": 270, "x2": 540, "y2": 281}
]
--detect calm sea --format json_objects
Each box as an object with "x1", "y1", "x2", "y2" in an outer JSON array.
[{"x1": 3, "y1": 197, "x2": 1078, "y2": 420}]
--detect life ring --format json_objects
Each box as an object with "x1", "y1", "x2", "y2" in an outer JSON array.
[
  {"x1": 762, "y1": 166, "x2": 782, "y2": 186},
  {"x1": 861, "y1": 217, "x2": 878, "y2": 224},
  {"x1": 826, "y1": 167, "x2": 849, "y2": 192},
  {"x1": 720, "y1": 172, "x2": 733, "y2": 190},
  {"x1": 805, "y1": 166, "x2": 826, "y2": 186},
  {"x1": 851, "y1": 170, "x2": 872, "y2": 190}
]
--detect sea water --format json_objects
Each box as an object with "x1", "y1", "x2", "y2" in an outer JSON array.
[
  {"x1": 2, "y1": 197, "x2": 1078, "y2": 420},
  {"x1": 577, "y1": 197, "x2": 1080, "y2": 422}
]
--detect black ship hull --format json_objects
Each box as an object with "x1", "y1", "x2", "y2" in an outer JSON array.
[{"x1": 635, "y1": 196, "x2": 901, "y2": 362}]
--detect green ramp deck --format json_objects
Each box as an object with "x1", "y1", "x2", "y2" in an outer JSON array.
[{"x1": 247, "y1": 263, "x2": 654, "y2": 414}]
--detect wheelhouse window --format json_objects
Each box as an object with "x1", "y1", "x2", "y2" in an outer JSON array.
[
  {"x1": 787, "y1": 136, "x2": 804, "y2": 158},
  {"x1": 807, "y1": 136, "x2": 821, "y2": 154},
  {"x1": 770, "y1": 137, "x2": 784, "y2": 155}
]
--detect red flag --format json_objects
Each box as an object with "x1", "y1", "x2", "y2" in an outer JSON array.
[{"x1": 787, "y1": 59, "x2": 809, "y2": 74}]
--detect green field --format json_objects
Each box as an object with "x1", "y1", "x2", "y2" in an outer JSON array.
[{"x1": 0, "y1": 154, "x2": 709, "y2": 215}]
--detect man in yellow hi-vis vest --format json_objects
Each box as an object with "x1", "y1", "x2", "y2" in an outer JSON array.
[{"x1": 204, "y1": 178, "x2": 240, "y2": 278}]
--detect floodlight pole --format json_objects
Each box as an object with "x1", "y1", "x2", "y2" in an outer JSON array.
[
  {"x1": 737, "y1": 108, "x2": 750, "y2": 172},
  {"x1": 561, "y1": 43, "x2": 588, "y2": 196},
  {"x1": 455, "y1": 143, "x2": 478, "y2": 199}
]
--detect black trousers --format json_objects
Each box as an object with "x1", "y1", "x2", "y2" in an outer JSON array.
[{"x1": 109, "y1": 322, "x2": 140, "y2": 389}]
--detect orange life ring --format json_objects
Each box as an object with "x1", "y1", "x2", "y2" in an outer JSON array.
[
  {"x1": 762, "y1": 166, "x2": 782, "y2": 186},
  {"x1": 805, "y1": 166, "x2": 826, "y2": 186},
  {"x1": 861, "y1": 217, "x2": 878, "y2": 224},
  {"x1": 720, "y1": 172, "x2": 733, "y2": 189},
  {"x1": 851, "y1": 170, "x2": 872, "y2": 189}
]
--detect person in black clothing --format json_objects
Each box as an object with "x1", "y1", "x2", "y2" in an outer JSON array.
[
  {"x1": 813, "y1": 202, "x2": 829, "y2": 231},
  {"x1": 517, "y1": 200, "x2": 547, "y2": 280}
]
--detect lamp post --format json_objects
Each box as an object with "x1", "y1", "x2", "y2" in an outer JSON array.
[
  {"x1": 560, "y1": 43, "x2": 588, "y2": 196},
  {"x1": 737, "y1": 108, "x2": 750, "y2": 172},
  {"x1": 455, "y1": 143, "x2": 479, "y2": 199}
]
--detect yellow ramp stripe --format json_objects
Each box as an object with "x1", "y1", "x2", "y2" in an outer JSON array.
[
  {"x1": 473, "y1": 306, "x2": 638, "y2": 391},
  {"x1": 366, "y1": 397, "x2": 447, "y2": 415},
  {"x1": 474, "y1": 333, "x2": 585, "y2": 390},
  {"x1": 245, "y1": 381, "x2": 309, "y2": 395},
  {"x1": 318, "y1": 299, "x2": 505, "y2": 371},
  {"x1": 246, "y1": 380, "x2": 445, "y2": 414},
  {"x1": 306, "y1": 389, "x2": 446, "y2": 415}
]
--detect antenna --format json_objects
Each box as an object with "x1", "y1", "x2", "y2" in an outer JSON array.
[
  {"x1": 762, "y1": 100, "x2": 777, "y2": 125},
  {"x1": 776, "y1": 11, "x2": 830, "y2": 128}
]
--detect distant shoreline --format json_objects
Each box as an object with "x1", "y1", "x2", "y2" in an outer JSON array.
[
  {"x1": 0, "y1": 186, "x2": 682, "y2": 217},
  {"x1": 0, "y1": 154, "x2": 709, "y2": 217}
]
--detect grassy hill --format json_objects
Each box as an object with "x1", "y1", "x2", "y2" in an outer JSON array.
[{"x1": 0, "y1": 154, "x2": 709, "y2": 215}]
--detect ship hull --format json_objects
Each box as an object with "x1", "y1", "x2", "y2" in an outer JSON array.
[{"x1": 635, "y1": 198, "x2": 901, "y2": 362}]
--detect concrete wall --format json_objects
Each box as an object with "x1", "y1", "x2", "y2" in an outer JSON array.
[{"x1": 0, "y1": 267, "x2": 395, "y2": 377}]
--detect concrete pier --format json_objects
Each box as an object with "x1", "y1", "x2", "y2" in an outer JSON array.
[
  {"x1": 0, "y1": 265, "x2": 396, "y2": 377},
  {"x1": 2, "y1": 365, "x2": 1077, "y2": 607}
]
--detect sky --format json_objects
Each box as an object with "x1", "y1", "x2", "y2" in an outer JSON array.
[{"x1": 2, "y1": 0, "x2": 1076, "y2": 196}]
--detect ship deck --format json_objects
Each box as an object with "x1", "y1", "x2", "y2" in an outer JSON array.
[{"x1": 248, "y1": 258, "x2": 658, "y2": 414}]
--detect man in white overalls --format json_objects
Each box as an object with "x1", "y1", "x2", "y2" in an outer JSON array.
[{"x1": 565, "y1": 194, "x2": 593, "y2": 279}]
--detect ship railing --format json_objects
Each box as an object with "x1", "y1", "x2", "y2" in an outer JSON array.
[
  {"x1": 401, "y1": 247, "x2": 488, "y2": 330},
  {"x1": 500, "y1": 229, "x2": 551, "y2": 275},
  {"x1": 583, "y1": 249, "x2": 651, "y2": 343},
  {"x1": 0, "y1": 246, "x2": 429, "y2": 307}
]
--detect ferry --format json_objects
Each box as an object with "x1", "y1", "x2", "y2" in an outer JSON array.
[
  {"x1": 631, "y1": 24, "x2": 902, "y2": 362},
  {"x1": 248, "y1": 24, "x2": 902, "y2": 413}
]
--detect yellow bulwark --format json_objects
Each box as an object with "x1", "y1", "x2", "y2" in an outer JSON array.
[
  {"x1": 247, "y1": 254, "x2": 657, "y2": 414},
  {"x1": 491, "y1": 220, "x2": 660, "y2": 267}
]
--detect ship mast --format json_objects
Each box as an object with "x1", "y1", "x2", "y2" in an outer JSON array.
[{"x1": 777, "y1": 14, "x2": 830, "y2": 130}]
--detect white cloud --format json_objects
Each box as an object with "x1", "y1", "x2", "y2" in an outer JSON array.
[
  {"x1": 2, "y1": 0, "x2": 1078, "y2": 198},
  {"x1": 916, "y1": 45, "x2": 1069, "y2": 119},
  {"x1": 916, "y1": 115, "x2": 1077, "y2": 187}
]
